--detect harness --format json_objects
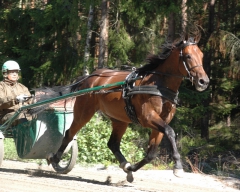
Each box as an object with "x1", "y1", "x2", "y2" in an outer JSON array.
[
  {"x1": 122, "y1": 70, "x2": 179, "y2": 125},
  {"x1": 122, "y1": 70, "x2": 141, "y2": 124}
]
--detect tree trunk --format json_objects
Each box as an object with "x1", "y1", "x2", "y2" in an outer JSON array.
[
  {"x1": 83, "y1": 5, "x2": 94, "y2": 75},
  {"x1": 181, "y1": 0, "x2": 188, "y2": 32},
  {"x1": 160, "y1": 17, "x2": 167, "y2": 36},
  {"x1": 167, "y1": 12, "x2": 175, "y2": 42},
  {"x1": 98, "y1": 0, "x2": 109, "y2": 69},
  {"x1": 201, "y1": 0, "x2": 216, "y2": 140}
]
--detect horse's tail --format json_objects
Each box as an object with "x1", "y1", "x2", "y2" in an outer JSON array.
[{"x1": 28, "y1": 75, "x2": 87, "y2": 115}]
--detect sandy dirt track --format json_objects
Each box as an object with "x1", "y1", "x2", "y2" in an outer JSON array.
[{"x1": 0, "y1": 160, "x2": 240, "y2": 192}]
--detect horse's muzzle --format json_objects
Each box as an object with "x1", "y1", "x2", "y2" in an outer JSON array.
[{"x1": 195, "y1": 76, "x2": 209, "y2": 92}]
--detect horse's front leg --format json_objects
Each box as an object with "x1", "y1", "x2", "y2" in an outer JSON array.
[
  {"x1": 127, "y1": 124, "x2": 184, "y2": 178},
  {"x1": 164, "y1": 124, "x2": 184, "y2": 177},
  {"x1": 47, "y1": 120, "x2": 79, "y2": 165}
]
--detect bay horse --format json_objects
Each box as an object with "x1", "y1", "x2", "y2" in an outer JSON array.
[{"x1": 48, "y1": 34, "x2": 209, "y2": 182}]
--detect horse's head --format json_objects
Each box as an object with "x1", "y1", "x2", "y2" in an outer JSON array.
[{"x1": 178, "y1": 37, "x2": 209, "y2": 92}]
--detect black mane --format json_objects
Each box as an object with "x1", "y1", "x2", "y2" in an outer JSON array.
[{"x1": 136, "y1": 36, "x2": 197, "y2": 74}]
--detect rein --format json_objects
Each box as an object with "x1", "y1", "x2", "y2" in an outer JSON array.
[{"x1": 146, "y1": 71, "x2": 187, "y2": 79}]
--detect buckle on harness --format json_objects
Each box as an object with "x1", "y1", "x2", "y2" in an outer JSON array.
[{"x1": 122, "y1": 70, "x2": 138, "y2": 99}]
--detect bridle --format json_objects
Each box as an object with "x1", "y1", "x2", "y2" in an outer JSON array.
[
  {"x1": 179, "y1": 42, "x2": 203, "y2": 82},
  {"x1": 145, "y1": 42, "x2": 203, "y2": 82}
]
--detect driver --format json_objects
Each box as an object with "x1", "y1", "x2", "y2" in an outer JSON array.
[{"x1": 0, "y1": 60, "x2": 33, "y2": 125}]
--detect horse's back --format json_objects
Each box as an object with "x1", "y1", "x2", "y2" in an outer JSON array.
[
  {"x1": 75, "y1": 68, "x2": 132, "y2": 122},
  {"x1": 90, "y1": 68, "x2": 130, "y2": 87}
]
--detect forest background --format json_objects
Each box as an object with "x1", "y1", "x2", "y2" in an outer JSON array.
[{"x1": 0, "y1": 0, "x2": 240, "y2": 176}]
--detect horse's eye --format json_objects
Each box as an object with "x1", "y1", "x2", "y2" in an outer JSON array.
[{"x1": 185, "y1": 54, "x2": 191, "y2": 59}]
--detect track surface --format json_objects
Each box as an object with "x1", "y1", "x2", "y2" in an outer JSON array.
[{"x1": 0, "y1": 160, "x2": 239, "y2": 192}]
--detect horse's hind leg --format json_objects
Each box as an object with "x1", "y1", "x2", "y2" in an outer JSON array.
[
  {"x1": 48, "y1": 97, "x2": 96, "y2": 165},
  {"x1": 107, "y1": 119, "x2": 134, "y2": 181},
  {"x1": 127, "y1": 129, "x2": 164, "y2": 172}
]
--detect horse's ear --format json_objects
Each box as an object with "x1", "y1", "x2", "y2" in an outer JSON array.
[
  {"x1": 183, "y1": 33, "x2": 189, "y2": 43},
  {"x1": 194, "y1": 34, "x2": 201, "y2": 43}
]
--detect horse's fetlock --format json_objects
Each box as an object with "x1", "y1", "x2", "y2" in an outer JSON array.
[
  {"x1": 120, "y1": 162, "x2": 131, "y2": 173},
  {"x1": 50, "y1": 151, "x2": 63, "y2": 164}
]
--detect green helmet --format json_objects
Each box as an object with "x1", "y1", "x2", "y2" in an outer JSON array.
[{"x1": 2, "y1": 60, "x2": 21, "y2": 73}]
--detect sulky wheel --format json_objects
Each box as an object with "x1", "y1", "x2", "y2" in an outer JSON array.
[
  {"x1": 0, "y1": 139, "x2": 4, "y2": 168},
  {"x1": 52, "y1": 139, "x2": 78, "y2": 174}
]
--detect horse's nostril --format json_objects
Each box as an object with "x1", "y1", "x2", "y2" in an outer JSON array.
[{"x1": 199, "y1": 79, "x2": 205, "y2": 85}]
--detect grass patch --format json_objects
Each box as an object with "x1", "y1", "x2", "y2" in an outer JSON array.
[
  {"x1": 3, "y1": 138, "x2": 50, "y2": 164},
  {"x1": 3, "y1": 138, "x2": 20, "y2": 160}
]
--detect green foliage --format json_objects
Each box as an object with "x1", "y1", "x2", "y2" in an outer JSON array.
[
  {"x1": 210, "y1": 77, "x2": 238, "y2": 118},
  {"x1": 180, "y1": 135, "x2": 210, "y2": 157},
  {"x1": 3, "y1": 138, "x2": 20, "y2": 160},
  {"x1": 179, "y1": 83, "x2": 210, "y2": 105},
  {"x1": 170, "y1": 84, "x2": 211, "y2": 133},
  {"x1": 219, "y1": 78, "x2": 238, "y2": 92},
  {"x1": 210, "y1": 103, "x2": 237, "y2": 117},
  {"x1": 77, "y1": 113, "x2": 145, "y2": 164},
  {"x1": 209, "y1": 122, "x2": 240, "y2": 150},
  {"x1": 108, "y1": 27, "x2": 135, "y2": 66},
  {"x1": 0, "y1": 1, "x2": 83, "y2": 87},
  {"x1": 120, "y1": 0, "x2": 180, "y2": 28}
]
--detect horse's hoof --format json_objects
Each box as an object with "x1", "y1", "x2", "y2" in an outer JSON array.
[
  {"x1": 173, "y1": 169, "x2": 184, "y2": 178},
  {"x1": 119, "y1": 162, "x2": 134, "y2": 182},
  {"x1": 46, "y1": 153, "x2": 54, "y2": 165},
  {"x1": 127, "y1": 171, "x2": 134, "y2": 183}
]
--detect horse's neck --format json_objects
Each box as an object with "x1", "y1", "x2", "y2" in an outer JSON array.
[{"x1": 153, "y1": 57, "x2": 184, "y2": 92}]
